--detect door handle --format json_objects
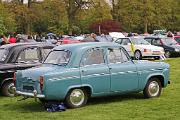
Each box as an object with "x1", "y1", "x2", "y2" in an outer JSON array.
[
  {"x1": 81, "y1": 70, "x2": 87, "y2": 73},
  {"x1": 109, "y1": 67, "x2": 112, "y2": 70}
]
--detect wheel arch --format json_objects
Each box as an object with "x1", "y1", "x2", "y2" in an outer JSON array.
[
  {"x1": 146, "y1": 75, "x2": 165, "y2": 88},
  {"x1": 66, "y1": 85, "x2": 93, "y2": 98}
]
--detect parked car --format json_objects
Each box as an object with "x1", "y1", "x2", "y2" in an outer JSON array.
[
  {"x1": 0, "y1": 43, "x2": 55, "y2": 96},
  {"x1": 115, "y1": 37, "x2": 165, "y2": 60},
  {"x1": 57, "y1": 37, "x2": 81, "y2": 44},
  {"x1": 144, "y1": 36, "x2": 180, "y2": 58},
  {"x1": 14, "y1": 42, "x2": 170, "y2": 108},
  {"x1": 174, "y1": 36, "x2": 180, "y2": 45}
]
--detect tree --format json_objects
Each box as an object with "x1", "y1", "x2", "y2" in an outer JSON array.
[{"x1": 89, "y1": 19, "x2": 121, "y2": 34}]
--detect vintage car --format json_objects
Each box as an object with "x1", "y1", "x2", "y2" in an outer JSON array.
[
  {"x1": 0, "y1": 43, "x2": 55, "y2": 96},
  {"x1": 115, "y1": 37, "x2": 165, "y2": 60},
  {"x1": 14, "y1": 42, "x2": 170, "y2": 108}
]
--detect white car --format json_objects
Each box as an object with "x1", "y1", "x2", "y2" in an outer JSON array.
[{"x1": 115, "y1": 37, "x2": 165, "y2": 60}]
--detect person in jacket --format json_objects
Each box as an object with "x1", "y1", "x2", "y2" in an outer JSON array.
[{"x1": 9, "y1": 35, "x2": 17, "y2": 43}]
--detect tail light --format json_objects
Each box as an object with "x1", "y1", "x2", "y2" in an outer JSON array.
[
  {"x1": 39, "y1": 76, "x2": 44, "y2": 91},
  {"x1": 13, "y1": 72, "x2": 16, "y2": 86},
  {"x1": 144, "y1": 49, "x2": 151, "y2": 52}
]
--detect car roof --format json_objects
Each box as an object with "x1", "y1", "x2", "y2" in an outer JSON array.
[
  {"x1": 53, "y1": 42, "x2": 121, "y2": 51},
  {"x1": 0, "y1": 42, "x2": 55, "y2": 50}
]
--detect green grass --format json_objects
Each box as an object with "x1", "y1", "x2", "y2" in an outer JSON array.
[{"x1": 0, "y1": 58, "x2": 180, "y2": 120}]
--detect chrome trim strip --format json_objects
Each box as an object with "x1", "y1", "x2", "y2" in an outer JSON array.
[
  {"x1": 16, "y1": 91, "x2": 45, "y2": 98},
  {"x1": 82, "y1": 73, "x2": 110, "y2": 77},
  {"x1": 49, "y1": 76, "x2": 80, "y2": 81}
]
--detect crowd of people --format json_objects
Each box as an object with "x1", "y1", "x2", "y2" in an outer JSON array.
[{"x1": 0, "y1": 34, "x2": 17, "y2": 45}]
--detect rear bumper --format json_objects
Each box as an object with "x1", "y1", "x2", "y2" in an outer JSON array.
[{"x1": 13, "y1": 87, "x2": 45, "y2": 98}]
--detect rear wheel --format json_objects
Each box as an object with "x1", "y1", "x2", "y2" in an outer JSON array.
[
  {"x1": 164, "y1": 51, "x2": 170, "y2": 58},
  {"x1": 65, "y1": 88, "x2": 88, "y2": 108},
  {"x1": 143, "y1": 78, "x2": 162, "y2": 98},
  {"x1": 2, "y1": 81, "x2": 14, "y2": 97},
  {"x1": 134, "y1": 50, "x2": 142, "y2": 60}
]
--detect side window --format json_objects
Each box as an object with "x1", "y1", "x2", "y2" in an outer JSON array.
[
  {"x1": 81, "y1": 48, "x2": 104, "y2": 66},
  {"x1": 41, "y1": 48, "x2": 52, "y2": 59},
  {"x1": 115, "y1": 39, "x2": 123, "y2": 44},
  {"x1": 121, "y1": 39, "x2": 131, "y2": 45},
  {"x1": 144, "y1": 38, "x2": 152, "y2": 44},
  {"x1": 108, "y1": 48, "x2": 129, "y2": 63},
  {"x1": 152, "y1": 39, "x2": 162, "y2": 45},
  {"x1": 17, "y1": 48, "x2": 39, "y2": 63}
]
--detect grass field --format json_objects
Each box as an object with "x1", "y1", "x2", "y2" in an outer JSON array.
[{"x1": 0, "y1": 58, "x2": 180, "y2": 120}]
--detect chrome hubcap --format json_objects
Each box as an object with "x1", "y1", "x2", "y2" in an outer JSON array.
[
  {"x1": 8, "y1": 83, "x2": 14, "y2": 95},
  {"x1": 148, "y1": 81, "x2": 159, "y2": 97},
  {"x1": 135, "y1": 52, "x2": 141, "y2": 59},
  {"x1": 165, "y1": 51, "x2": 170, "y2": 58},
  {"x1": 70, "y1": 89, "x2": 85, "y2": 106}
]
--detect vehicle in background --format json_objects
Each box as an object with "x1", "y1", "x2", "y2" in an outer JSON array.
[
  {"x1": 115, "y1": 37, "x2": 164, "y2": 60},
  {"x1": 0, "y1": 43, "x2": 55, "y2": 96},
  {"x1": 174, "y1": 36, "x2": 180, "y2": 45},
  {"x1": 57, "y1": 37, "x2": 81, "y2": 44},
  {"x1": 109, "y1": 32, "x2": 125, "y2": 41},
  {"x1": 14, "y1": 42, "x2": 170, "y2": 108},
  {"x1": 144, "y1": 36, "x2": 180, "y2": 58},
  {"x1": 96, "y1": 35, "x2": 112, "y2": 42}
]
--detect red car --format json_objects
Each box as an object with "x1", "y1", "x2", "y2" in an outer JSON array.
[
  {"x1": 174, "y1": 36, "x2": 180, "y2": 45},
  {"x1": 57, "y1": 37, "x2": 81, "y2": 44}
]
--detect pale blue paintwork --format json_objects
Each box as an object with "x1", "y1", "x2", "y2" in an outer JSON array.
[{"x1": 15, "y1": 42, "x2": 170, "y2": 100}]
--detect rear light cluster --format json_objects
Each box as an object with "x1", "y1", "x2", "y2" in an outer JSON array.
[
  {"x1": 39, "y1": 76, "x2": 44, "y2": 91},
  {"x1": 13, "y1": 72, "x2": 16, "y2": 86},
  {"x1": 144, "y1": 49, "x2": 151, "y2": 52}
]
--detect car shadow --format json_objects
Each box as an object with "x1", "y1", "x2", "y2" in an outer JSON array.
[
  {"x1": 2, "y1": 98, "x2": 45, "y2": 112},
  {"x1": 86, "y1": 93, "x2": 145, "y2": 106},
  {"x1": 2, "y1": 93, "x2": 145, "y2": 112}
]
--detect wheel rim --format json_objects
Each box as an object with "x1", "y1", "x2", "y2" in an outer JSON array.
[
  {"x1": 8, "y1": 83, "x2": 15, "y2": 96},
  {"x1": 70, "y1": 89, "x2": 85, "y2": 106},
  {"x1": 148, "y1": 81, "x2": 160, "y2": 97},
  {"x1": 165, "y1": 51, "x2": 170, "y2": 58},
  {"x1": 135, "y1": 51, "x2": 141, "y2": 59}
]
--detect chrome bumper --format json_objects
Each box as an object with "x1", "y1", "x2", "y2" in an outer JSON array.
[{"x1": 12, "y1": 87, "x2": 45, "y2": 98}]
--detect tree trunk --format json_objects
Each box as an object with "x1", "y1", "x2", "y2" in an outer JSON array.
[
  {"x1": 143, "y1": 0, "x2": 148, "y2": 33},
  {"x1": 67, "y1": 0, "x2": 77, "y2": 35}
]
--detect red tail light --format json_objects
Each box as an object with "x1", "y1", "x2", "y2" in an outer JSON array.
[
  {"x1": 39, "y1": 76, "x2": 44, "y2": 91},
  {"x1": 13, "y1": 72, "x2": 16, "y2": 86}
]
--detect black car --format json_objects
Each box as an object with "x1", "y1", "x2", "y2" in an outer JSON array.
[
  {"x1": 144, "y1": 36, "x2": 180, "y2": 58},
  {"x1": 0, "y1": 43, "x2": 55, "y2": 96}
]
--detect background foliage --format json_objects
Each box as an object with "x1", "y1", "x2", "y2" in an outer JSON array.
[{"x1": 0, "y1": 0, "x2": 179, "y2": 35}]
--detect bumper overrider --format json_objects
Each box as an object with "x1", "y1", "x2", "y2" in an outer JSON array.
[{"x1": 12, "y1": 87, "x2": 45, "y2": 98}]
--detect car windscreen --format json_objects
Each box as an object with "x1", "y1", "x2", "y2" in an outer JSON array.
[
  {"x1": 0, "y1": 48, "x2": 8, "y2": 62},
  {"x1": 161, "y1": 38, "x2": 178, "y2": 45},
  {"x1": 44, "y1": 50, "x2": 71, "y2": 65},
  {"x1": 131, "y1": 38, "x2": 150, "y2": 45}
]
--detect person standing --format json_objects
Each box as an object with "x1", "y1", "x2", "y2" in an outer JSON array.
[{"x1": 9, "y1": 35, "x2": 16, "y2": 44}]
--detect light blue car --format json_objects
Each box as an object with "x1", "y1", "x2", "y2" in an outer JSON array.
[{"x1": 13, "y1": 42, "x2": 170, "y2": 108}]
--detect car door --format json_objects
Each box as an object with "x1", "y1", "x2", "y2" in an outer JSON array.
[
  {"x1": 15, "y1": 47, "x2": 41, "y2": 70},
  {"x1": 80, "y1": 48, "x2": 111, "y2": 93},
  {"x1": 107, "y1": 47, "x2": 139, "y2": 92}
]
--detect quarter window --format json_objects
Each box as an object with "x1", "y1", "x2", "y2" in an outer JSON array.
[
  {"x1": 108, "y1": 48, "x2": 129, "y2": 63},
  {"x1": 81, "y1": 48, "x2": 104, "y2": 66}
]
